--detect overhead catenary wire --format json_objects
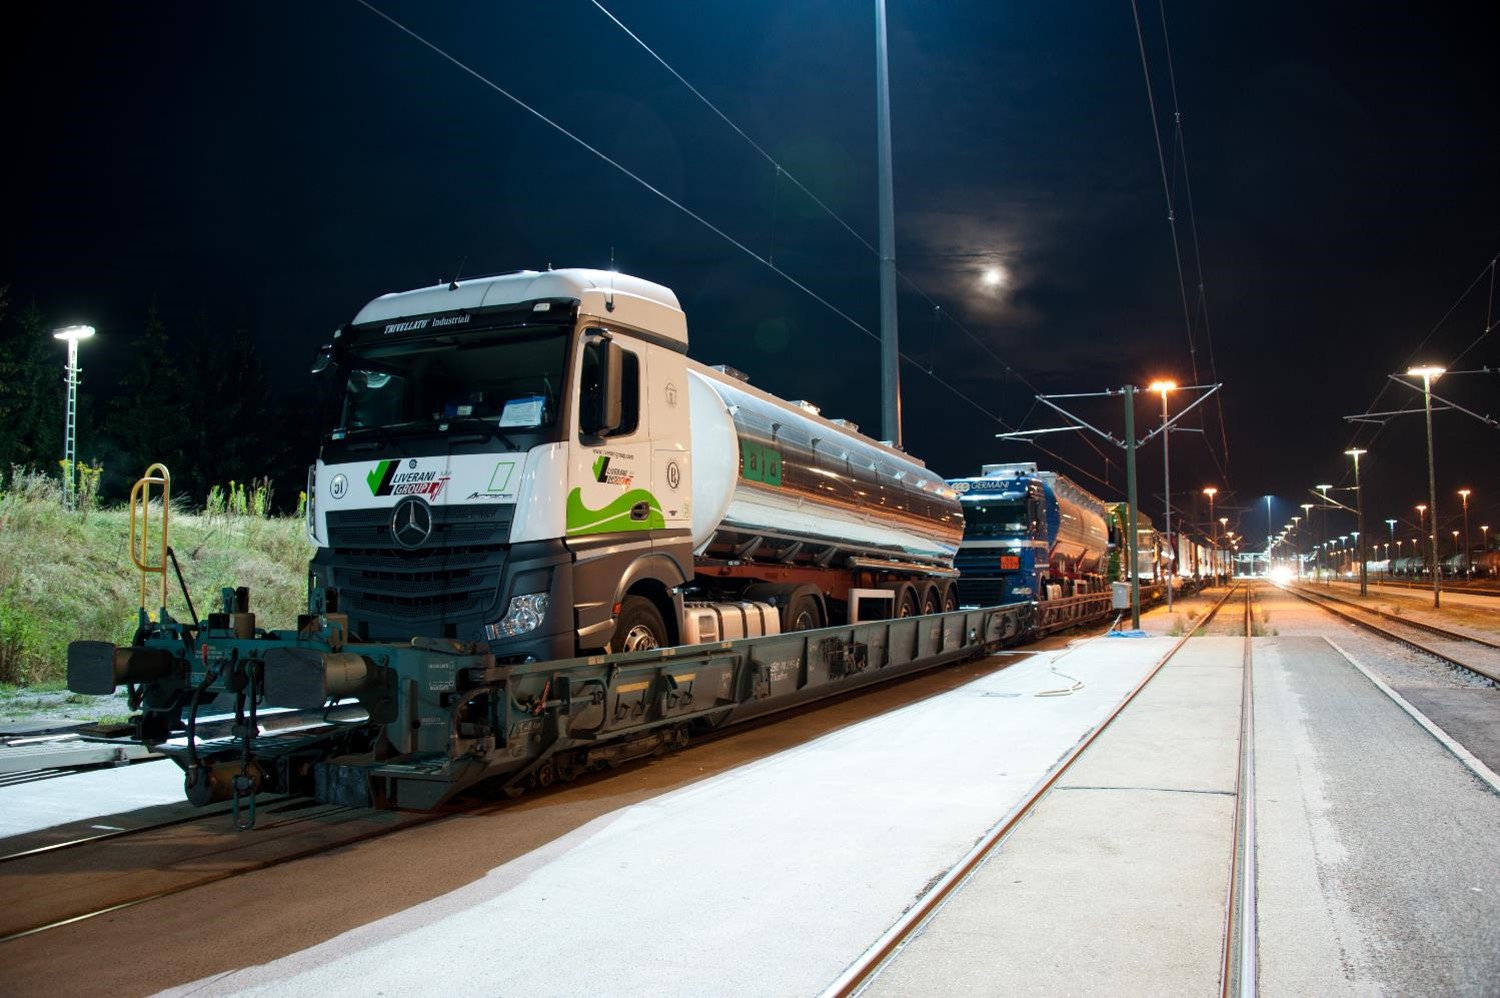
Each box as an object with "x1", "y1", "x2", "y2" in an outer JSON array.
[
  {"x1": 1128, "y1": 0, "x2": 1232, "y2": 491},
  {"x1": 353, "y1": 0, "x2": 1123, "y2": 493},
  {"x1": 1155, "y1": 0, "x2": 1234, "y2": 489},
  {"x1": 586, "y1": 0, "x2": 1123, "y2": 486},
  {"x1": 1344, "y1": 248, "x2": 1500, "y2": 457}
]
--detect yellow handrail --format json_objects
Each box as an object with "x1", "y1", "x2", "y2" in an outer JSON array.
[{"x1": 129, "y1": 463, "x2": 171, "y2": 613}]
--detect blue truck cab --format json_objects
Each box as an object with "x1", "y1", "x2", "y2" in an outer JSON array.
[{"x1": 947, "y1": 462, "x2": 1110, "y2": 608}]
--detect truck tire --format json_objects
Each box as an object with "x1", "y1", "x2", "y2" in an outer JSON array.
[
  {"x1": 609, "y1": 596, "x2": 669, "y2": 653},
  {"x1": 941, "y1": 580, "x2": 959, "y2": 613},
  {"x1": 880, "y1": 582, "x2": 919, "y2": 618},
  {"x1": 784, "y1": 590, "x2": 825, "y2": 631},
  {"x1": 919, "y1": 582, "x2": 941, "y2": 616}
]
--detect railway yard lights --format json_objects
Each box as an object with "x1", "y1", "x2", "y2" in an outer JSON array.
[
  {"x1": 1006, "y1": 381, "x2": 1220, "y2": 626},
  {"x1": 1407, "y1": 365, "x2": 1445, "y2": 607},
  {"x1": 52, "y1": 324, "x2": 95, "y2": 511},
  {"x1": 1458, "y1": 489, "x2": 1472, "y2": 578},
  {"x1": 1203, "y1": 487, "x2": 1218, "y2": 582},
  {"x1": 1219, "y1": 517, "x2": 1229, "y2": 578},
  {"x1": 1150, "y1": 381, "x2": 1177, "y2": 610},
  {"x1": 1386, "y1": 518, "x2": 1397, "y2": 584},
  {"x1": 1345, "y1": 448, "x2": 1368, "y2": 596}
]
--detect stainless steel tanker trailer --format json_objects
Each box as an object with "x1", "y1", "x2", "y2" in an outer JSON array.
[{"x1": 69, "y1": 269, "x2": 1029, "y2": 817}]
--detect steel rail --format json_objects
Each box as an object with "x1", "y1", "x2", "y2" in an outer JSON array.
[
  {"x1": 821, "y1": 582, "x2": 1243, "y2": 997},
  {"x1": 0, "y1": 795, "x2": 300, "y2": 865},
  {"x1": 0, "y1": 804, "x2": 426, "y2": 946},
  {"x1": 1290, "y1": 585, "x2": 1500, "y2": 652},
  {"x1": 1345, "y1": 578, "x2": 1500, "y2": 599},
  {"x1": 1282, "y1": 587, "x2": 1500, "y2": 685},
  {"x1": 1219, "y1": 584, "x2": 1258, "y2": 997}
]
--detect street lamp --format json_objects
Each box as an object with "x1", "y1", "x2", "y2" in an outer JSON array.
[
  {"x1": 1458, "y1": 489, "x2": 1472, "y2": 579},
  {"x1": 1385, "y1": 518, "x2": 1397, "y2": 588},
  {"x1": 1408, "y1": 365, "x2": 1445, "y2": 608},
  {"x1": 1345, "y1": 448, "x2": 1368, "y2": 596},
  {"x1": 1150, "y1": 380, "x2": 1176, "y2": 609},
  {"x1": 1415, "y1": 504, "x2": 1428, "y2": 578},
  {"x1": 1219, "y1": 517, "x2": 1229, "y2": 578},
  {"x1": 52, "y1": 324, "x2": 95, "y2": 511},
  {"x1": 1203, "y1": 487, "x2": 1218, "y2": 583}
]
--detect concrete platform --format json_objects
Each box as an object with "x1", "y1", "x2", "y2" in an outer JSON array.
[
  {"x1": 865, "y1": 635, "x2": 1500, "y2": 996},
  {"x1": 158, "y1": 639, "x2": 1179, "y2": 998},
  {"x1": 865, "y1": 637, "x2": 1245, "y2": 997},
  {"x1": 0, "y1": 759, "x2": 184, "y2": 839}
]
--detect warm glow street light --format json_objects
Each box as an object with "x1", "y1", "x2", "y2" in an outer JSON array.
[
  {"x1": 1458, "y1": 488, "x2": 1472, "y2": 578},
  {"x1": 1203, "y1": 487, "x2": 1218, "y2": 580},
  {"x1": 1345, "y1": 448, "x2": 1368, "y2": 595},
  {"x1": 52, "y1": 324, "x2": 95, "y2": 511},
  {"x1": 1150, "y1": 380, "x2": 1177, "y2": 608},
  {"x1": 1407, "y1": 364, "x2": 1445, "y2": 608}
]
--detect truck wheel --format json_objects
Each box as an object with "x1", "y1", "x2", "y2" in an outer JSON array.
[
  {"x1": 919, "y1": 583, "x2": 941, "y2": 616},
  {"x1": 889, "y1": 583, "x2": 918, "y2": 618},
  {"x1": 785, "y1": 591, "x2": 825, "y2": 631},
  {"x1": 609, "y1": 596, "x2": 668, "y2": 653}
]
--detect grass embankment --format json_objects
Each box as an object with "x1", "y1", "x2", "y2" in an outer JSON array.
[{"x1": 0, "y1": 473, "x2": 312, "y2": 690}]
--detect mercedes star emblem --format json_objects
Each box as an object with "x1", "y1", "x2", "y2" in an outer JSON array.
[{"x1": 391, "y1": 497, "x2": 434, "y2": 549}]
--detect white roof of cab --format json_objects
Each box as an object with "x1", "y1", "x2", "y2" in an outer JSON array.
[{"x1": 350, "y1": 269, "x2": 687, "y2": 348}]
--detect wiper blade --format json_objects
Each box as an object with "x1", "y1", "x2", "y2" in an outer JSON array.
[{"x1": 443, "y1": 417, "x2": 520, "y2": 451}]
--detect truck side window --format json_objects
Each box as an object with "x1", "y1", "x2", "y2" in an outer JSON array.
[{"x1": 580, "y1": 341, "x2": 640, "y2": 437}]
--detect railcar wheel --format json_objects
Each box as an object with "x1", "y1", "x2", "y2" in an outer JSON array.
[{"x1": 609, "y1": 596, "x2": 669, "y2": 653}]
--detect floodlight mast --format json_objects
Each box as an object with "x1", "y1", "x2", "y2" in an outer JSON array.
[{"x1": 52, "y1": 324, "x2": 95, "y2": 511}]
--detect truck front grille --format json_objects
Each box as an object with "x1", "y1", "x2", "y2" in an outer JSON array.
[{"x1": 317, "y1": 505, "x2": 514, "y2": 639}]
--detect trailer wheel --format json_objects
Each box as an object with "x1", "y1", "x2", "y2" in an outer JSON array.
[
  {"x1": 610, "y1": 596, "x2": 668, "y2": 653},
  {"x1": 883, "y1": 582, "x2": 918, "y2": 618},
  {"x1": 941, "y1": 581, "x2": 959, "y2": 613},
  {"x1": 919, "y1": 583, "x2": 941, "y2": 616}
]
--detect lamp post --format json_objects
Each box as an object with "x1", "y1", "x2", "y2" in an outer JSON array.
[
  {"x1": 1151, "y1": 380, "x2": 1176, "y2": 610},
  {"x1": 1219, "y1": 517, "x2": 1229, "y2": 578},
  {"x1": 52, "y1": 324, "x2": 96, "y2": 511},
  {"x1": 1317, "y1": 485, "x2": 1333, "y2": 584},
  {"x1": 1291, "y1": 516, "x2": 1302, "y2": 578},
  {"x1": 1203, "y1": 487, "x2": 1218, "y2": 585},
  {"x1": 1408, "y1": 365, "x2": 1444, "y2": 608},
  {"x1": 1416, "y1": 503, "x2": 1427, "y2": 576},
  {"x1": 1385, "y1": 518, "x2": 1397, "y2": 588},
  {"x1": 1345, "y1": 449, "x2": 1368, "y2": 596},
  {"x1": 1458, "y1": 489, "x2": 1471, "y2": 579}
]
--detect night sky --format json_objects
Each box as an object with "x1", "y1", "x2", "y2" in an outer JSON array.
[{"x1": 6, "y1": 1, "x2": 1497, "y2": 555}]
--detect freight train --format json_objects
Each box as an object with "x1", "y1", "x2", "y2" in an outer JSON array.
[
  {"x1": 947, "y1": 464, "x2": 1173, "y2": 632},
  {"x1": 67, "y1": 269, "x2": 1177, "y2": 818}
]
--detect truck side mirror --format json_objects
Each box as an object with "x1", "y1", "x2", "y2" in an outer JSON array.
[
  {"x1": 582, "y1": 337, "x2": 624, "y2": 436},
  {"x1": 310, "y1": 345, "x2": 335, "y2": 375}
]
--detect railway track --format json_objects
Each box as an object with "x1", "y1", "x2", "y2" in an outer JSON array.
[
  {"x1": 824, "y1": 582, "x2": 1258, "y2": 997},
  {"x1": 1345, "y1": 578, "x2": 1500, "y2": 599},
  {"x1": 1285, "y1": 585, "x2": 1500, "y2": 685}
]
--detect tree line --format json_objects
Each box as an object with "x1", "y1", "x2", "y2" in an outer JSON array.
[{"x1": 0, "y1": 285, "x2": 321, "y2": 511}]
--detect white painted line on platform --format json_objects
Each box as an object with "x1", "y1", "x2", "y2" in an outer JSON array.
[{"x1": 1328, "y1": 638, "x2": 1500, "y2": 796}]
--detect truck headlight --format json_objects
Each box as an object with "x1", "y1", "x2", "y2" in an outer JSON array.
[
  {"x1": 306, "y1": 464, "x2": 319, "y2": 543},
  {"x1": 486, "y1": 593, "x2": 550, "y2": 639}
]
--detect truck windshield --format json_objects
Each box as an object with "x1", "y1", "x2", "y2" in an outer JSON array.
[
  {"x1": 339, "y1": 327, "x2": 567, "y2": 435},
  {"x1": 962, "y1": 499, "x2": 1031, "y2": 538}
]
